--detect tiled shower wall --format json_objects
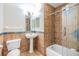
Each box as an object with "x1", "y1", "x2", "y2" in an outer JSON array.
[
  {"x1": 54, "y1": 6, "x2": 62, "y2": 45},
  {"x1": 44, "y1": 3, "x2": 55, "y2": 55}
]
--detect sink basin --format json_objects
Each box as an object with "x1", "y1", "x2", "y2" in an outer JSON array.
[
  {"x1": 25, "y1": 33, "x2": 38, "y2": 53},
  {"x1": 26, "y1": 33, "x2": 38, "y2": 39}
]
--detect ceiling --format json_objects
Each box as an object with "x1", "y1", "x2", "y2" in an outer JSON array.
[{"x1": 49, "y1": 3, "x2": 64, "y2": 8}]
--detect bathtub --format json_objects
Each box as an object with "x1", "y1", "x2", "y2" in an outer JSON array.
[{"x1": 46, "y1": 44, "x2": 79, "y2": 56}]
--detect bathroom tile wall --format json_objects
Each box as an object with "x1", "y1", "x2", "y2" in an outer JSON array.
[
  {"x1": 54, "y1": 6, "x2": 62, "y2": 45},
  {"x1": 44, "y1": 4, "x2": 55, "y2": 55},
  {"x1": 34, "y1": 32, "x2": 44, "y2": 55},
  {"x1": 0, "y1": 35, "x2": 3, "y2": 43}
]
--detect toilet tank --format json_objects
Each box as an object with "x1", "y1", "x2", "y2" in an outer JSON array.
[{"x1": 6, "y1": 39, "x2": 21, "y2": 51}]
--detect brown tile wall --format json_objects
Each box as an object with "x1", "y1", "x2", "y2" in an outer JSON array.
[
  {"x1": 34, "y1": 33, "x2": 44, "y2": 55},
  {"x1": 54, "y1": 6, "x2": 62, "y2": 45},
  {"x1": 44, "y1": 4, "x2": 55, "y2": 55},
  {"x1": 0, "y1": 35, "x2": 3, "y2": 43}
]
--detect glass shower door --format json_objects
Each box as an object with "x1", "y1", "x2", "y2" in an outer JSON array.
[
  {"x1": 62, "y1": 4, "x2": 79, "y2": 56},
  {"x1": 62, "y1": 6, "x2": 68, "y2": 56}
]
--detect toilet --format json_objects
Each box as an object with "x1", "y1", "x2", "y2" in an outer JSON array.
[{"x1": 6, "y1": 39, "x2": 21, "y2": 56}]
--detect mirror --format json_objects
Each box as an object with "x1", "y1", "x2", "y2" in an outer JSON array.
[{"x1": 19, "y1": 3, "x2": 44, "y2": 32}]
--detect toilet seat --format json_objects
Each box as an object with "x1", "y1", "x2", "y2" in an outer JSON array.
[{"x1": 7, "y1": 49, "x2": 20, "y2": 56}]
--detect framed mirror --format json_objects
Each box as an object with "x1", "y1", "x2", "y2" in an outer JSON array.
[{"x1": 30, "y1": 4, "x2": 44, "y2": 32}]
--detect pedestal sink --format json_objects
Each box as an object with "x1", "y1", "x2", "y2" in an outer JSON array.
[{"x1": 25, "y1": 33, "x2": 38, "y2": 53}]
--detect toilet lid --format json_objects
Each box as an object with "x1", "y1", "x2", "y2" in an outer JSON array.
[{"x1": 7, "y1": 49, "x2": 20, "y2": 56}]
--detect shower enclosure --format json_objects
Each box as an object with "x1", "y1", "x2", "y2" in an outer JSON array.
[
  {"x1": 62, "y1": 4, "x2": 79, "y2": 56},
  {"x1": 47, "y1": 3, "x2": 79, "y2": 56}
]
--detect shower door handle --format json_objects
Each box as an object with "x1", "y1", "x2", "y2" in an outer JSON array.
[{"x1": 64, "y1": 27, "x2": 66, "y2": 36}]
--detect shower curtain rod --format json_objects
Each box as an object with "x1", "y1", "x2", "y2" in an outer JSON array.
[
  {"x1": 49, "y1": 9, "x2": 62, "y2": 16},
  {"x1": 49, "y1": 4, "x2": 79, "y2": 16}
]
